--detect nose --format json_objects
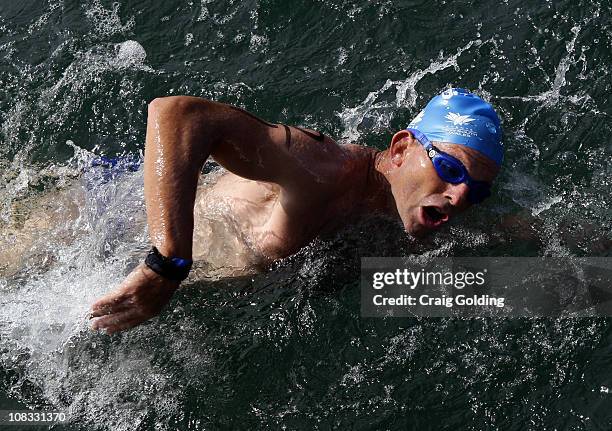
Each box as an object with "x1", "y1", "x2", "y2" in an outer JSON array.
[{"x1": 443, "y1": 182, "x2": 470, "y2": 208}]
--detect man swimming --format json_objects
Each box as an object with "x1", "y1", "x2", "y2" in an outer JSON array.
[{"x1": 89, "y1": 88, "x2": 503, "y2": 334}]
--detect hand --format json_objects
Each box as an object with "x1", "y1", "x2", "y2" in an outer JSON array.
[{"x1": 90, "y1": 263, "x2": 180, "y2": 334}]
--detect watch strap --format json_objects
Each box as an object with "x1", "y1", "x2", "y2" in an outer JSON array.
[{"x1": 144, "y1": 246, "x2": 193, "y2": 282}]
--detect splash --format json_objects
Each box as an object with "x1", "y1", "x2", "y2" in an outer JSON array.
[
  {"x1": 0, "y1": 38, "x2": 153, "y2": 224},
  {"x1": 337, "y1": 39, "x2": 481, "y2": 142},
  {"x1": 83, "y1": 0, "x2": 135, "y2": 38},
  {"x1": 495, "y1": 25, "x2": 582, "y2": 107},
  {"x1": 0, "y1": 150, "x2": 153, "y2": 428},
  {"x1": 115, "y1": 40, "x2": 147, "y2": 68}
]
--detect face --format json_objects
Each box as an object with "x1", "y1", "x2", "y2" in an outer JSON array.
[{"x1": 386, "y1": 130, "x2": 498, "y2": 237}]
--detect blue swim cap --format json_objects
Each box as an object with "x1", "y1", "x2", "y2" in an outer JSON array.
[{"x1": 407, "y1": 88, "x2": 503, "y2": 166}]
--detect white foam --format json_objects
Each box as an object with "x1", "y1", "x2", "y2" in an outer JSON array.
[
  {"x1": 336, "y1": 39, "x2": 480, "y2": 142},
  {"x1": 197, "y1": 0, "x2": 216, "y2": 21},
  {"x1": 0, "y1": 36, "x2": 155, "y2": 221},
  {"x1": 115, "y1": 40, "x2": 147, "y2": 67},
  {"x1": 84, "y1": 0, "x2": 135, "y2": 38},
  {"x1": 497, "y1": 25, "x2": 582, "y2": 108},
  {"x1": 336, "y1": 47, "x2": 349, "y2": 66},
  {"x1": 249, "y1": 34, "x2": 269, "y2": 53},
  {"x1": 0, "y1": 155, "x2": 153, "y2": 426},
  {"x1": 532, "y1": 195, "x2": 563, "y2": 216}
]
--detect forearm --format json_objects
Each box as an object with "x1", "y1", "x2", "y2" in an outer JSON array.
[{"x1": 144, "y1": 97, "x2": 215, "y2": 259}]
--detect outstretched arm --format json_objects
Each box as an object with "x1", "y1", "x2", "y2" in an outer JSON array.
[{"x1": 90, "y1": 96, "x2": 338, "y2": 333}]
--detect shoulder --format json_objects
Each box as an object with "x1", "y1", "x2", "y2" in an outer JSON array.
[
  {"x1": 282, "y1": 127, "x2": 370, "y2": 184},
  {"x1": 332, "y1": 143, "x2": 377, "y2": 198},
  {"x1": 280, "y1": 129, "x2": 374, "y2": 205}
]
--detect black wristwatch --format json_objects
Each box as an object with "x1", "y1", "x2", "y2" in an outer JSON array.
[{"x1": 144, "y1": 246, "x2": 193, "y2": 282}]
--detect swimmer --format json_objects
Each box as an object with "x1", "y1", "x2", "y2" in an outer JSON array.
[{"x1": 89, "y1": 88, "x2": 503, "y2": 333}]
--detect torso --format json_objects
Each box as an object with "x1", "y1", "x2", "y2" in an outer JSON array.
[{"x1": 192, "y1": 144, "x2": 375, "y2": 276}]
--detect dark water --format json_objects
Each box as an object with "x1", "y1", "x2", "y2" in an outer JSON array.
[{"x1": 0, "y1": 0, "x2": 611, "y2": 429}]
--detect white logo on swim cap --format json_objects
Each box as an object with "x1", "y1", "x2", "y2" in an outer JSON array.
[
  {"x1": 409, "y1": 110, "x2": 425, "y2": 126},
  {"x1": 446, "y1": 112, "x2": 475, "y2": 126}
]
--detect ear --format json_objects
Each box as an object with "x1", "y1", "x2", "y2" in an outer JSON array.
[{"x1": 389, "y1": 130, "x2": 414, "y2": 167}]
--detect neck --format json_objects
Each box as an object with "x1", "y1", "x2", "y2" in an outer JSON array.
[{"x1": 359, "y1": 149, "x2": 398, "y2": 218}]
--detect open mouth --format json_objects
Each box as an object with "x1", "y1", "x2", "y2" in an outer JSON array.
[{"x1": 420, "y1": 206, "x2": 449, "y2": 227}]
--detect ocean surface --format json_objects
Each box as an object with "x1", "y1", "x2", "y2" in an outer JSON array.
[{"x1": 0, "y1": 0, "x2": 611, "y2": 429}]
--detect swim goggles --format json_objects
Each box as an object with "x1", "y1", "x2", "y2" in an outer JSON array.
[{"x1": 406, "y1": 128, "x2": 491, "y2": 204}]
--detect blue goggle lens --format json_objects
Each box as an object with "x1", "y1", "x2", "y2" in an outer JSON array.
[{"x1": 432, "y1": 157, "x2": 465, "y2": 183}]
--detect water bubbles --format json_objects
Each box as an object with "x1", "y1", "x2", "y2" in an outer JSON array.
[
  {"x1": 249, "y1": 34, "x2": 269, "y2": 53},
  {"x1": 337, "y1": 47, "x2": 348, "y2": 66},
  {"x1": 84, "y1": 0, "x2": 135, "y2": 38},
  {"x1": 115, "y1": 40, "x2": 146, "y2": 67},
  {"x1": 532, "y1": 195, "x2": 563, "y2": 216},
  {"x1": 555, "y1": 150, "x2": 578, "y2": 165}
]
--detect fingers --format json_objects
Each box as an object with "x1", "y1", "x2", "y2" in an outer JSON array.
[
  {"x1": 90, "y1": 298, "x2": 133, "y2": 318},
  {"x1": 90, "y1": 310, "x2": 145, "y2": 334},
  {"x1": 91, "y1": 292, "x2": 128, "y2": 311},
  {"x1": 88, "y1": 263, "x2": 178, "y2": 335}
]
